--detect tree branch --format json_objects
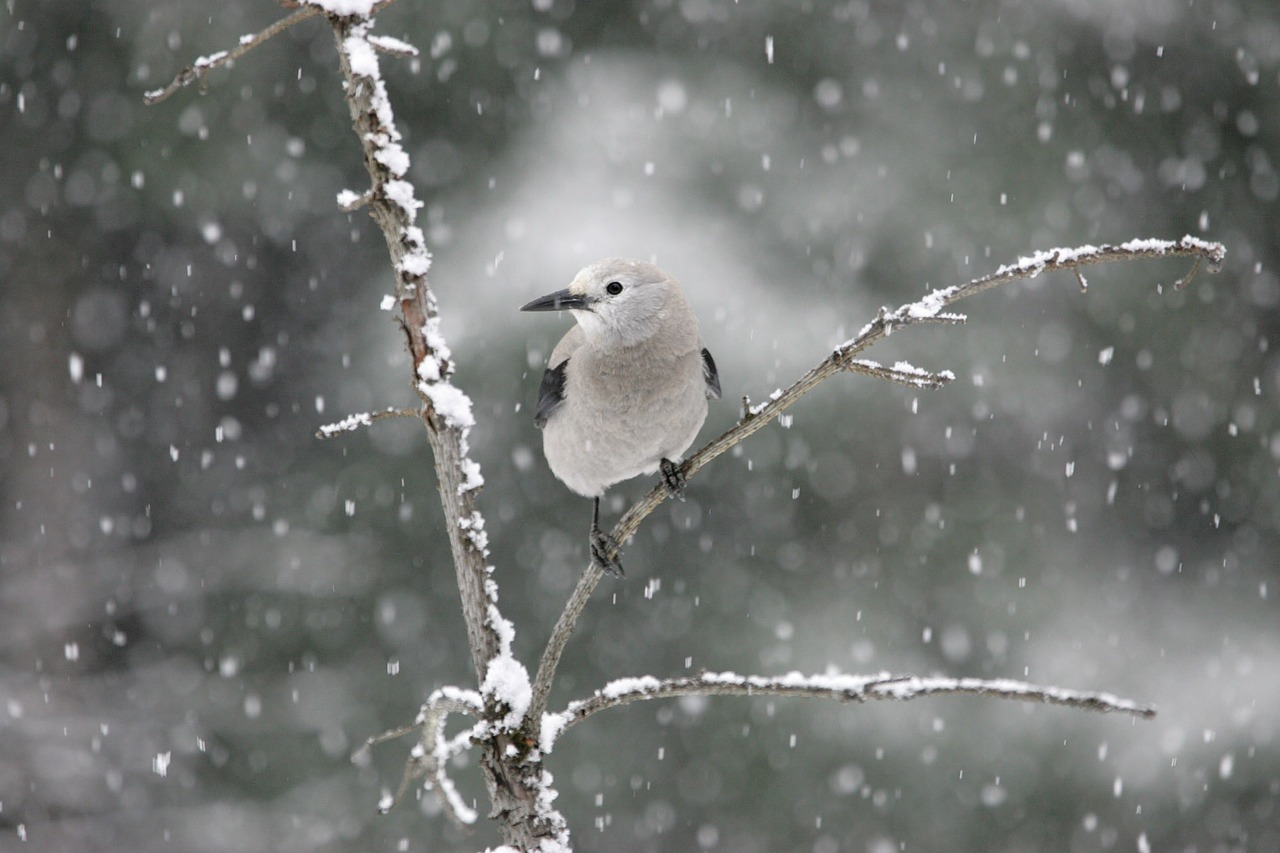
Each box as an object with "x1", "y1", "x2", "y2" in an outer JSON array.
[
  {"x1": 540, "y1": 671, "x2": 1156, "y2": 751},
  {"x1": 142, "y1": 1, "x2": 403, "y2": 105},
  {"x1": 328, "y1": 13, "x2": 503, "y2": 681},
  {"x1": 353, "y1": 688, "x2": 484, "y2": 822},
  {"x1": 326, "y1": 17, "x2": 566, "y2": 849},
  {"x1": 315, "y1": 406, "x2": 419, "y2": 439},
  {"x1": 528, "y1": 236, "x2": 1225, "y2": 724}
]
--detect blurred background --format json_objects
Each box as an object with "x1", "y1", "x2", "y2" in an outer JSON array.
[{"x1": 2, "y1": 0, "x2": 1278, "y2": 850}]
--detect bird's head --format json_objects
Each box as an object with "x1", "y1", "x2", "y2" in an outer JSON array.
[{"x1": 521, "y1": 259, "x2": 684, "y2": 347}]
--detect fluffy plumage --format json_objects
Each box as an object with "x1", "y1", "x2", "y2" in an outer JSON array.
[{"x1": 522, "y1": 258, "x2": 720, "y2": 574}]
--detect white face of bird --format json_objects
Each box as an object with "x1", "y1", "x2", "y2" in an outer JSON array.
[{"x1": 567, "y1": 260, "x2": 672, "y2": 346}]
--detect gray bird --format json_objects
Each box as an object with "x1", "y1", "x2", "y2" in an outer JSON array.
[{"x1": 521, "y1": 258, "x2": 721, "y2": 576}]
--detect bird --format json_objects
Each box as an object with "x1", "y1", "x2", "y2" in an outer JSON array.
[{"x1": 521, "y1": 258, "x2": 721, "y2": 576}]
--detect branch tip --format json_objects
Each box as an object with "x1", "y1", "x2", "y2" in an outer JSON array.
[
  {"x1": 315, "y1": 407, "x2": 419, "y2": 439},
  {"x1": 1174, "y1": 255, "x2": 1202, "y2": 290},
  {"x1": 142, "y1": 5, "x2": 322, "y2": 105},
  {"x1": 547, "y1": 671, "x2": 1156, "y2": 743}
]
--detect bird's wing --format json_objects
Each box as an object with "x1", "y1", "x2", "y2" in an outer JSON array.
[
  {"x1": 534, "y1": 360, "x2": 568, "y2": 428},
  {"x1": 535, "y1": 326, "x2": 585, "y2": 428},
  {"x1": 701, "y1": 348, "x2": 721, "y2": 400}
]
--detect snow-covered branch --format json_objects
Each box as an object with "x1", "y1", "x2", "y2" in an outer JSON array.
[
  {"x1": 542, "y1": 671, "x2": 1155, "y2": 752},
  {"x1": 325, "y1": 15, "x2": 568, "y2": 848},
  {"x1": 354, "y1": 688, "x2": 484, "y2": 823},
  {"x1": 314, "y1": 406, "x2": 418, "y2": 439},
  {"x1": 529, "y1": 236, "x2": 1225, "y2": 724},
  {"x1": 328, "y1": 8, "x2": 506, "y2": 680}
]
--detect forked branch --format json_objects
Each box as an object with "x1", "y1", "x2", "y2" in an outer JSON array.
[
  {"x1": 528, "y1": 236, "x2": 1226, "y2": 724},
  {"x1": 142, "y1": 0, "x2": 401, "y2": 105},
  {"x1": 354, "y1": 687, "x2": 484, "y2": 823}
]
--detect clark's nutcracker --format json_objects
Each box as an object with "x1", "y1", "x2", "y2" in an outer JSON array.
[{"x1": 522, "y1": 258, "x2": 721, "y2": 576}]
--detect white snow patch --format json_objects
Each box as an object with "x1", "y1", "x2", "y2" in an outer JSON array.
[
  {"x1": 903, "y1": 285, "x2": 962, "y2": 319},
  {"x1": 417, "y1": 355, "x2": 440, "y2": 382},
  {"x1": 307, "y1": 0, "x2": 379, "y2": 14},
  {"x1": 342, "y1": 33, "x2": 381, "y2": 77},
  {"x1": 891, "y1": 360, "x2": 929, "y2": 376},
  {"x1": 420, "y1": 381, "x2": 475, "y2": 429},
  {"x1": 379, "y1": 294, "x2": 396, "y2": 311},
  {"x1": 481, "y1": 654, "x2": 532, "y2": 729},
  {"x1": 317, "y1": 410, "x2": 373, "y2": 437},
  {"x1": 601, "y1": 675, "x2": 663, "y2": 698},
  {"x1": 401, "y1": 248, "x2": 432, "y2": 277},
  {"x1": 436, "y1": 771, "x2": 478, "y2": 824},
  {"x1": 460, "y1": 458, "x2": 484, "y2": 492},
  {"x1": 486, "y1": 602, "x2": 515, "y2": 655},
  {"x1": 367, "y1": 34, "x2": 419, "y2": 56},
  {"x1": 540, "y1": 711, "x2": 572, "y2": 752}
]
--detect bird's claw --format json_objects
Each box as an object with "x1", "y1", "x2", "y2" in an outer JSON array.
[
  {"x1": 659, "y1": 458, "x2": 687, "y2": 500},
  {"x1": 590, "y1": 525, "x2": 624, "y2": 577}
]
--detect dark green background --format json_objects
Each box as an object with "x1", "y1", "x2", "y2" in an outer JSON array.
[{"x1": 3, "y1": 1, "x2": 1278, "y2": 850}]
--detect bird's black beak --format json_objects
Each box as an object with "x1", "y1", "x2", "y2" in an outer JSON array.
[{"x1": 520, "y1": 287, "x2": 591, "y2": 312}]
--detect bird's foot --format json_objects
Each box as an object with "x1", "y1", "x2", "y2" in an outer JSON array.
[
  {"x1": 590, "y1": 525, "x2": 624, "y2": 577},
  {"x1": 659, "y1": 458, "x2": 687, "y2": 501}
]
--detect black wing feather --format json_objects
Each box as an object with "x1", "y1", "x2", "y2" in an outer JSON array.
[
  {"x1": 701, "y1": 348, "x2": 721, "y2": 400},
  {"x1": 534, "y1": 359, "x2": 568, "y2": 428}
]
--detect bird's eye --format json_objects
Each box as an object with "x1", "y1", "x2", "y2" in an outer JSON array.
[{"x1": 605, "y1": 281, "x2": 623, "y2": 296}]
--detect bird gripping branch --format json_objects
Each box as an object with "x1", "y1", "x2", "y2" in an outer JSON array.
[{"x1": 522, "y1": 259, "x2": 721, "y2": 576}]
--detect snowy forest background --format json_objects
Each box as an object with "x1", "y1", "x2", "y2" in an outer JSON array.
[{"x1": 3, "y1": 0, "x2": 1279, "y2": 850}]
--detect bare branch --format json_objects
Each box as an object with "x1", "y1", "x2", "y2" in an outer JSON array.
[
  {"x1": 529, "y1": 236, "x2": 1225, "y2": 724},
  {"x1": 143, "y1": 6, "x2": 320, "y2": 105},
  {"x1": 142, "y1": 1, "x2": 405, "y2": 106},
  {"x1": 1174, "y1": 254, "x2": 1202, "y2": 290},
  {"x1": 541, "y1": 671, "x2": 1156, "y2": 750},
  {"x1": 315, "y1": 406, "x2": 419, "y2": 439}
]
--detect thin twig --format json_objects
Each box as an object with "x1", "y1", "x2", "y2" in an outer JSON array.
[
  {"x1": 143, "y1": 6, "x2": 320, "y2": 105},
  {"x1": 355, "y1": 689, "x2": 484, "y2": 820},
  {"x1": 527, "y1": 236, "x2": 1225, "y2": 725},
  {"x1": 843, "y1": 359, "x2": 955, "y2": 390},
  {"x1": 540, "y1": 671, "x2": 1156, "y2": 751},
  {"x1": 142, "y1": 0, "x2": 402, "y2": 105},
  {"x1": 315, "y1": 406, "x2": 420, "y2": 439}
]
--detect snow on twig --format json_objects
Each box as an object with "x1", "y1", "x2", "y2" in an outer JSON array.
[
  {"x1": 315, "y1": 407, "x2": 418, "y2": 438},
  {"x1": 332, "y1": 11, "x2": 501, "y2": 616},
  {"x1": 142, "y1": 1, "x2": 393, "y2": 105},
  {"x1": 366, "y1": 33, "x2": 419, "y2": 57},
  {"x1": 540, "y1": 670, "x2": 1155, "y2": 751},
  {"x1": 354, "y1": 687, "x2": 484, "y2": 821},
  {"x1": 844, "y1": 358, "x2": 956, "y2": 389},
  {"x1": 329, "y1": 16, "x2": 561, "y2": 835}
]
